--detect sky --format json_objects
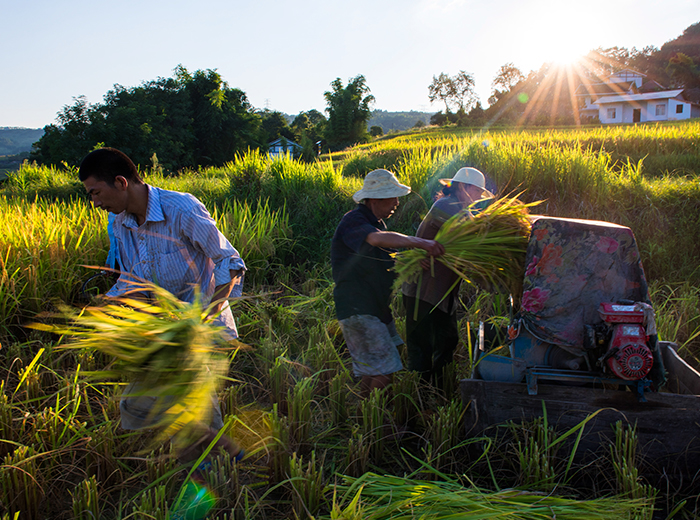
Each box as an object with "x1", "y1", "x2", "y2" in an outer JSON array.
[{"x1": 2, "y1": 0, "x2": 699, "y2": 129}]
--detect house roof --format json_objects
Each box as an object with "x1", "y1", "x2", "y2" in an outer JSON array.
[
  {"x1": 594, "y1": 89, "x2": 685, "y2": 105},
  {"x1": 268, "y1": 137, "x2": 301, "y2": 149},
  {"x1": 574, "y1": 81, "x2": 635, "y2": 97},
  {"x1": 608, "y1": 69, "x2": 646, "y2": 79}
]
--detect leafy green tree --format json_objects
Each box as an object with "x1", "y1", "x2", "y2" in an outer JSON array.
[
  {"x1": 323, "y1": 75, "x2": 375, "y2": 150},
  {"x1": 428, "y1": 71, "x2": 477, "y2": 113},
  {"x1": 428, "y1": 72, "x2": 454, "y2": 113},
  {"x1": 667, "y1": 52, "x2": 700, "y2": 88},
  {"x1": 490, "y1": 63, "x2": 524, "y2": 105},
  {"x1": 451, "y1": 71, "x2": 478, "y2": 112},
  {"x1": 369, "y1": 125, "x2": 383, "y2": 137},
  {"x1": 178, "y1": 67, "x2": 262, "y2": 166},
  {"x1": 291, "y1": 109, "x2": 326, "y2": 144},
  {"x1": 260, "y1": 110, "x2": 295, "y2": 143},
  {"x1": 31, "y1": 66, "x2": 261, "y2": 170}
]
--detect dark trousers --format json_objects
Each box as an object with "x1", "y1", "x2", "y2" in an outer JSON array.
[{"x1": 403, "y1": 294, "x2": 459, "y2": 387}]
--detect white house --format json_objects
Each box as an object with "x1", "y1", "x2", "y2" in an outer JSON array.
[
  {"x1": 268, "y1": 137, "x2": 302, "y2": 158},
  {"x1": 575, "y1": 70, "x2": 700, "y2": 124}
]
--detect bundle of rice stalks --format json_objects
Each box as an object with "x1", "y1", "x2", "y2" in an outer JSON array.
[
  {"x1": 393, "y1": 194, "x2": 537, "y2": 300},
  {"x1": 30, "y1": 278, "x2": 233, "y2": 440},
  {"x1": 325, "y1": 472, "x2": 654, "y2": 520}
]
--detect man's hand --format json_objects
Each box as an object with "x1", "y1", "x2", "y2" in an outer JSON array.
[
  {"x1": 418, "y1": 239, "x2": 444, "y2": 257},
  {"x1": 208, "y1": 269, "x2": 244, "y2": 319}
]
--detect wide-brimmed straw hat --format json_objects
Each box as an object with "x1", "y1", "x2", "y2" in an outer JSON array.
[
  {"x1": 352, "y1": 169, "x2": 411, "y2": 203},
  {"x1": 439, "y1": 167, "x2": 493, "y2": 197}
]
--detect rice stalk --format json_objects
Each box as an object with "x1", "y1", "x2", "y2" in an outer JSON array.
[
  {"x1": 510, "y1": 415, "x2": 559, "y2": 492},
  {"x1": 268, "y1": 403, "x2": 291, "y2": 483},
  {"x1": 289, "y1": 450, "x2": 325, "y2": 519},
  {"x1": 0, "y1": 382, "x2": 14, "y2": 451},
  {"x1": 610, "y1": 421, "x2": 656, "y2": 518},
  {"x1": 361, "y1": 388, "x2": 390, "y2": 465},
  {"x1": 131, "y1": 483, "x2": 168, "y2": 520},
  {"x1": 391, "y1": 370, "x2": 421, "y2": 427},
  {"x1": 328, "y1": 371, "x2": 351, "y2": 427},
  {"x1": 85, "y1": 421, "x2": 120, "y2": 485},
  {"x1": 288, "y1": 376, "x2": 315, "y2": 452},
  {"x1": 269, "y1": 356, "x2": 290, "y2": 415},
  {"x1": 199, "y1": 451, "x2": 243, "y2": 512},
  {"x1": 70, "y1": 475, "x2": 100, "y2": 520},
  {"x1": 425, "y1": 398, "x2": 464, "y2": 471},
  {"x1": 0, "y1": 445, "x2": 42, "y2": 519},
  {"x1": 344, "y1": 424, "x2": 370, "y2": 478},
  {"x1": 392, "y1": 195, "x2": 537, "y2": 302}
]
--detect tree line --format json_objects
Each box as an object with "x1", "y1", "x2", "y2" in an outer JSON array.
[
  {"x1": 31, "y1": 67, "x2": 374, "y2": 171},
  {"x1": 29, "y1": 22, "x2": 699, "y2": 169}
]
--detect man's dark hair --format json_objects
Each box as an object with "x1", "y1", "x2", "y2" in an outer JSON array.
[
  {"x1": 78, "y1": 148, "x2": 143, "y2": 186},
  {"x1": 442, "y1": 183, "x2": 457, "y2": 197}
]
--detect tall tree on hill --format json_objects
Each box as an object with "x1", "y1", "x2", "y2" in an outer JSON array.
[
  {"x1": 323, "y1": 75, "x2": 375, "y2": 150},
  {"x1": 428, "y1": 70, "x2": 478, "y2": 115},
  {"x1": 490, "y1": 63, "x2": 524, "y2": 105},
  {"x1": 428, "y1": 72, "x2": 454, "y2": 113}
]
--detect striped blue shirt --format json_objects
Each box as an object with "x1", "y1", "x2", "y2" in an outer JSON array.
[{"x1": 107, "y1": 185, "x2": 246, "y2": 338}]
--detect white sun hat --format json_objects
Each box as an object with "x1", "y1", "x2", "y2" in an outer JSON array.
[
  {"x1": 439, "y1": 167, "x2": 493, "y2": 197},
  {"x1": 352, "y1": 169, "x2": 411, "y2": 203}
]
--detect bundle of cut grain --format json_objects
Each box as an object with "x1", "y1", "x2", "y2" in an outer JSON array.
[
  {"x1": 31, "y1": 278, "x2": 232, "y2": 440},
  {"x1": 393, "y1": 195, "x2": 537, "y2": 302}
]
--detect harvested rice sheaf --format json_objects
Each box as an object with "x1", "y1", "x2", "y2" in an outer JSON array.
[
  {"x1": 30, "y1": 278, "x2": 232, "y2": 439},
  {"x1": 325, "y1": 472, "x2": 654, "y2": 520},
  {"x1": 393, "y1": 194, "x2": 537, "y2": 300}
]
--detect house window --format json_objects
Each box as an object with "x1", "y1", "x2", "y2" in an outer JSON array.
[
  {"x1": 655, "y1": 104, "x2": 666, "y2": 116},
  {"x1": 607, "y1": 108, "x2": 616, "y2": 119},
  {"x1": 676, "y1": 104, "x2": 684, "y2": 114}
]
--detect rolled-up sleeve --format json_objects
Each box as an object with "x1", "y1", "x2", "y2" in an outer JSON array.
[{"x1": 183, "y1": 201, "x2": 247, "y2": 293}]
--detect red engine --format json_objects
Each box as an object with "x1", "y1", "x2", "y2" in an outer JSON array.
[{"x1": 598, "y1": 303, "x2": 653, "y2": 380}]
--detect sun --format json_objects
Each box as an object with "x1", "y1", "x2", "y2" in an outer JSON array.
[{"x1": 521, "y1": 1, "x2": 597, "y2": 68}]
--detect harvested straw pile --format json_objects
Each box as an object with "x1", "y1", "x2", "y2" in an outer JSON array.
[
  {"x1": 31, "y1": 279, "x2": 231, "y2": 439},
  {"x1": 326, "y1": 472, "x2": 654, "y2": 519},
  {"x1": 393, "y1": 195, "x2": 536, "y2": 299}
]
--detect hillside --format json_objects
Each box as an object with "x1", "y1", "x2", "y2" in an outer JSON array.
[
  {"x1": 369, "y1": 109, "x2": 434, "y2": 132},
  {"x1": 0, "y1": 127, "x2": 44, "y2": 155}
]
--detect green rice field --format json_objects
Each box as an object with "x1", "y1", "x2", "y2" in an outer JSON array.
[{"x1": 1, "y1": 121, "x2": 699, "y2": 519}]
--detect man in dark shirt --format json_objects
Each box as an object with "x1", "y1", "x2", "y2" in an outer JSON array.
[{"x1": 331, "y1": 169, "x2": 444, "y2": 396}]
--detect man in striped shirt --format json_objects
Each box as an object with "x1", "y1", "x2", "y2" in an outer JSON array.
[{"x1": 79, "y1": 147, "x2": 245, "y2": 463}]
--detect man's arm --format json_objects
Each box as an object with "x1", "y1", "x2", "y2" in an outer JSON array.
[
  {"x1": 208, "y1": 268, "x2": 244, "y2": 318},
  {"x1": 366, "y1": 231, "x2": 445, "y2": 256}
]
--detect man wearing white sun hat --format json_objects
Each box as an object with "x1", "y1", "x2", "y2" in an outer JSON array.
[
  {"x1": 331, "y1": 169, "x2": 445, "y2": 396},
  {"x1": 402, "y1": 166, "x2": 494, "y2": 390}
]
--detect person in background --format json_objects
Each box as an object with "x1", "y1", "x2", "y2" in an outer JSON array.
[
  {"x1": 79, "y1": 147, "x2": 245, "y2": 467},
  {"x1": 402, "y1": 167, "x2": 494, "y2": 390},
  {"x1": 331, "y1": 169, "x2": 445, "y2": 397}
]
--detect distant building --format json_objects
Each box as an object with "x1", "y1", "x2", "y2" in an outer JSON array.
[
  {"x1": 268, "y1": 137, "x2": 302, "y2": 158},
  {"x1": 575, "y1": 69, "x2": 700, "y2": 124}
]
